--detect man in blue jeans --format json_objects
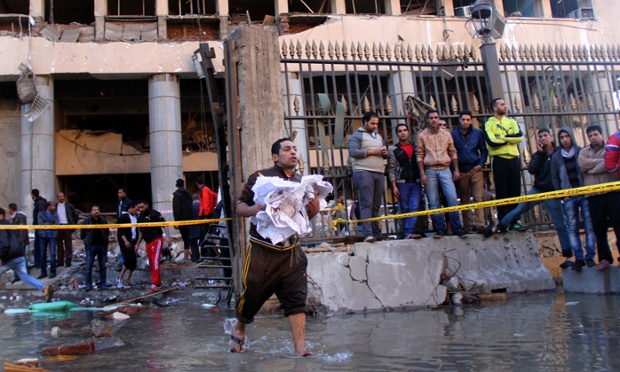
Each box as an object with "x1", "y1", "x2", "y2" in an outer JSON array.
[
  {"x1": 81, "y1": 205, "x2": 110, "y2": 290},
  {"x1": 551, "y1": 126, "x2": 596, "y2": 271},
  {"x1": 388, "y1": 123, "x2": 422, "y2": 239},
  {"x1": 37, "y1": 201, "x2": 58, "y2": 279},
  {"x1": 485, "y1": 128, "x2": 573, "y2": 267},
  {"x1": 0, "y1": 208, "x2": 53, "y2": 302},
  {"x1": 416, "y1": 110, "x2": 467, "y2": 238}
]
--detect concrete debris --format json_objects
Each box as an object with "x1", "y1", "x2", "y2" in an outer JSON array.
[
  {"x1": 94, "y1": 336, "x2": 125, "y2": 351},
  {"x1": 41, "y1": 340, "x2": 95, "y2": 356},
  {"x1": 12, "y1": 358, "x2": 40, "y2": 368},
  {"x1": 90, "y1": 319, "x2": 115, "y2": 338},
  {"x1": 112, "y1": 312, "x2": 130, "y2": 320}
]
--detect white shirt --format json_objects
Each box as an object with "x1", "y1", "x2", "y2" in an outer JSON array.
[
  {"x1": 129, "y1": 214, "x2": 138, "y2": 240},
  {"x1": 57, "y1": 202, "x2": 68, "y2": 224}
]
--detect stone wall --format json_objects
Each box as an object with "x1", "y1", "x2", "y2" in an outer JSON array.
[{"x1": 306, "y1": 232, "x2": 555, "y2": 312}]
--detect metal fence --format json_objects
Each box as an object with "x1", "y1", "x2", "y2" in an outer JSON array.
[{"x1": 280, "y1": 40, "x2": 620, "y2": 240}]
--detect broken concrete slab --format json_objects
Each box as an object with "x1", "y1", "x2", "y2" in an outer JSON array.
[
  {"x1": 563, "y1": 266, "x2": 620, "y2": 294},
  {"x1": 307, "y1": 232, "x2": 554, "y2": 312},
  {"x1": 60, "y1": 28, "x2": 80, "y2": 42}
]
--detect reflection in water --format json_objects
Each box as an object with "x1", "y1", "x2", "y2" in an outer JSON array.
[{"x1": 0, "y1": 293, "x2": 619, "y2": 371}]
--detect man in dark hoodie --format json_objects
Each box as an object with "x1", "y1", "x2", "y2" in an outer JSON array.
[
  {"x1": 485, "y1": 128, "x2": 572, "y2": 264},
  {"x1": 550, "y1": 126, "x2": 596, "y2": 271},
  {"x1": 388, "y1": 123, "x2": 422, "y2": 239},
  {"x1": 172, "y1": 179, "x2": 194, "y2": 262}
]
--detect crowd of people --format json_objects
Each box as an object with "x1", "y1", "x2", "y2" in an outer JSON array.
[
  {"x1": 0, "y1": 175, "x2": 220, "y2": 296},
  {"x1": 346, "y1": 100, "x2": 620, "y2": 271}
]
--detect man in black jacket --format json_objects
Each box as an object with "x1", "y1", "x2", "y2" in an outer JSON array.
[
  {"x1": 117, "y1": 201, "x2": 139, "y2": 288},
  {"x1": 0, "y1": 208, "x2": 53, "y2": 301},
  {"x1": 387, "y1": 123, "x2": 422, "y2": 239},
  {"x1": 485, "y1": 128, "x2": 572, "y2": 265},
  {"x1": 136, "y1": 200, "x2": 171, "y2": 292},
  {"x1": 81, "y1": 205, "x2": 109, "y2": 291},
  {"x1": 55, "y1": 192, "x2": 80, "y2": 267},
  {"x1": 172, "y1": 179, "x2": 194, "y2": 262},
  {"x1": 31, "y1": 189, "x2": 47, "y2": 268}
]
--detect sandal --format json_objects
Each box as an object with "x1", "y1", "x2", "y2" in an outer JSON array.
[
  {"x1": 412, "y1": 233, "x2": 423, "y2": 239},
  {"x1": 230, "y1": 334, "x2": 246, "y2": 353}
]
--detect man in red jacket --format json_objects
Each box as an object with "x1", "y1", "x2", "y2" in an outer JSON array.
[
  {"x1": 195, "y1": 176, "x2": 218, "y2": 238},
  {"x1": 605, "y1": 126, "x2": 620, "y2": 176}
]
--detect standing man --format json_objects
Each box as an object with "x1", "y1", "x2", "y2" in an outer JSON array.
[
  {"x1": 348, "y1": 111, "x2": 387, "y2": 243},
  {"x1": 605, "y1": 124, "x2": 620, "y2": 176},
  {"x1": 578, "y1": 125, "x2": 620, "y2": 270},
  {"x1": 172, "y1": 178, "x2": 194, "y2": 262},
  {"x1": 189, "y1": 194, "x2": 202, "y2": 262},
  {"x1": 416, "y1": 110, "x2": 467, "y2": 238},
  {"x1": 483, "y1": 98, "x2": 525, "y2": 230},
  {"x1": 551, "y1": 126, "x2": 596, "y2": 271},
  {"x1": 452, "y1": 110, "x2": 488, "y2": 234},
  {"x1": 55, "y1": 192, "x2": 79, "y2": 267},
  {"x1": 117, "y1": 201, "x2": 139, "y2": 288},
  {"x1": 230, "y1": 138, "x2": 320, "y2": 356},
  {"x1": 37, "y1": 201, "x2": 59, "y2": 279},
  {"x1": 485, "y1": 128, "x2": 573, "y2": 267},
  {"x1": 81, "y1": 205, "x2": 109, "y2": 291},
  {"x1": 0, "y1": 208, "x2": 53, "y2": 302},
  {"x1": 117, "y1": 187, "x2": 133, "y2": 219},
  {"x1": 31, "y1": 189, "x2": 47, "y2": 268},
  {"x1": 136, "y1": 200, "x2": 171, "y2": 292},
  {"x1": 388, "y1": 123, "x2": 422, "y2": 239}
]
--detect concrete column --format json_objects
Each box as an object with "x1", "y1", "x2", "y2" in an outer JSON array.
[
  {"x1": 387, "y1": 70, "x2": 416, "y2": 143},
  {"x1": 156, "y1": 0, "x2": 168, "y2": 38},
  {"x1": 385, "y1": 0, "x2": 401, "y2": 15},
  {"x1": 94, "y1": 0, "x2": 107, "y2": 41},
  {"x1": 282, "y1": 72, "x2": 308, "y2": 175},
  {"x1": 228, "y1": 26, "x2": 286, "y2": 179},
  {"x1": 275, "y1": 0, "x2": 288, "y2": 16},
  {"x1": 29, "y1": 0, "x2": 45, "y2": 18},
  {"x1": 539, "y1": 0, "x2": 552, "y2": 18},
  {"x1": 493, "y1": 0, "x2": 505, "y2": 18},
  {"x1": 21, "y1": 76, "x2": 55, "y2": 223},
  {"x1": 156, "y1": 0, "x2": 168, "y2": 15},
  {"x1": 587, "y1": 72, "x2": 617, "y2": 139},
  {"x1": 148, "y1": 73, "x2": 183, "y2": 218},
  {"x1": 216, "y1": 0, "x2": 229, "y2": 40},
  {"x1": 331, "y1": 0, "x2": 347, "y2": 14}
]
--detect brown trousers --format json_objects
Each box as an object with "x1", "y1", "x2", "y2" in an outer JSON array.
[{"x1": 56, "y1": 228, "x2": 74, "y2": 266}]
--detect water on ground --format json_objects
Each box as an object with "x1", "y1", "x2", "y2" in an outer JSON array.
[{"x1": 1, "y1": 292, "x2": 620, "y2": 371}]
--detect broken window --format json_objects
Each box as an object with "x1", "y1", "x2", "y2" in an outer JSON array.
[
  {"x1": 401, "y1": 0, "x2": 437, "y2": 16},
  {"x1": 229, "y1": 0, "x2": 275, "y2": 23},
  {"x1": 452, "y1": 0, "x2": 476, "y2": 17},
  {"x1": 503, "y1": 0, "x2": 543, "y2": 18},
  {"x1": 288, "y1": 0, "x2": 332, "y2": 13},
  {"x1": 0, "y1": 0, "x2": 29, "y2": 15},
  {"x1": 0, "y1": 0, "x2": 30, "y2": 35},
  {"x1": 108, "y1": 0, "x2": 156, "y2": 17},
  {"x1": 551, "y1": 0, "x2": 594, "y2": 19},
  {"x1": 45, "y1": 0, "x2": 95, "y2": 24},
  {"x1": 346, "y1": 0, "x2": 386, "y2": 14},
  {"x1": 169, "y1": 0, "x2": 216, "y2": 16}
]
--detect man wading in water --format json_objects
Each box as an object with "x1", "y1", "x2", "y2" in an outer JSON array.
[{"x1": 230, "y1": 138, "x2": 320, "y2": 356}]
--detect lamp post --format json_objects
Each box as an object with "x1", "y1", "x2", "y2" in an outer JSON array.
[{"x1": 470, "y1": 0, "x2": 504, "y2": 101}]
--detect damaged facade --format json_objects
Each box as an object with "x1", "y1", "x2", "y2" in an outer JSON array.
[{"x1": 0, "y1": 0, "x2": 617, "y2": 219}]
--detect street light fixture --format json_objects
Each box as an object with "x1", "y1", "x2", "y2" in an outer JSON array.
[{"x1": 468, "y1": 0, "x2": 504, "y2": 102}]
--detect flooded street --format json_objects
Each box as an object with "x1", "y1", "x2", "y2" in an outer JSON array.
[{"x1": 1, "y1": 292, "x2": 620, "y2": 371}]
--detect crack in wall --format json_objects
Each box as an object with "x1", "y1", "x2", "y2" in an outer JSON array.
[{"x1": 362, "y1": 254, "x2": 385, "y2": 309}]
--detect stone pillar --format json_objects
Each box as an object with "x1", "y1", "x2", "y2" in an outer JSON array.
[
  {"x1": 331, "y1": 0, "x2": 347, "y2": 14},
  {"x1": 21, "y1": 76, "x2": 55, "y2": 222},
  {"x1": 385, "y1": 0, "x2": 401, "y2": 15},
  {"x1": 539, "y1": 0, "x2": 553, "y2": 18},
  {"x1": 94, "y1": 0, "x2": 107, "y2": 41},
  {"x1": 282, "y1": 72, "x2": 308, "y2": 175},
  {"x1": 493, "y1": 0, "x2": 504, "y2": 18},
  {"x1": 228, "y1": 26, "x2": 286, "y2": 178},
  {"x1": 156, "y1": 0, "x2": 167, "y2": 39},
  {"x1": 148, "y1": 73, "x2": 183, "y2": 218},
  {"x1": 29, "y1": 0, "x2": 45, "y2": 18},
  {"x1": 587, "y1": 72, "x2": 617, "y2": 139},
  {"x1": 216, "y1": 0, "x2": 229, "y2": 40},
  {"x1": 387, "y1": 70, "x2": 416, "y2": 143}
]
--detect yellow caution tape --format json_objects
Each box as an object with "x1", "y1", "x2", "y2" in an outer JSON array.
[
  {"x1": 337, "y1": 180, "x2": 620, "y2": 224},
  {"x1": 0, "y1": 217, "x2": 231, "y2": 230}
]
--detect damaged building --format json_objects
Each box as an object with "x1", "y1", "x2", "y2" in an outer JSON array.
[{"x1": 0, "y1": 0, "x2": 618, "y2": 220}]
